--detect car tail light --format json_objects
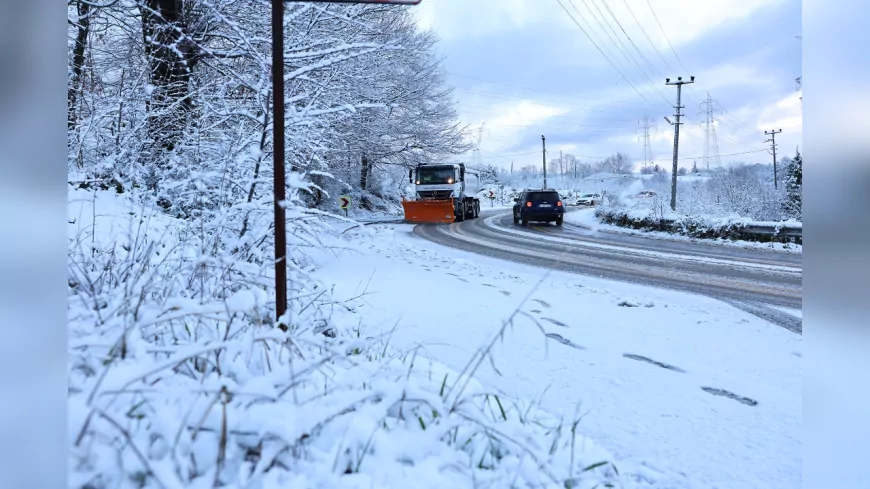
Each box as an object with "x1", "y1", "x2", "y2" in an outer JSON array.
[
  {"x1": 557, "y1": 201, "x2": 562, "y2": 207},
  {"x1": 525, "y1": 202, "x2": 532, "y2": 207}
]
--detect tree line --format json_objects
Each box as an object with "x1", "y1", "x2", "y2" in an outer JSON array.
[{"x1": 67, "y1": 0, "x2": 473, "y2": 217}]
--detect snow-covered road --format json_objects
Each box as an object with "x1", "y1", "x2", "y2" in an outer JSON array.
[{"x1": 413, "y1": 208, "x2": 802, "y2": 333}]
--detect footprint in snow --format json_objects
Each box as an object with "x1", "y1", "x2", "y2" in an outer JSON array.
[
  {"x1": 481, "y1": 284, "x2": 497, "y2": 288},
  {"x1": 530, "y1": 309, "x2": 542, "y2": 314},
  {"x1": 545, "y1": 333, "x2": 585, "y2": 350},
  {"x1": 455, "y1": 277, "x2": 469, "y2": 283},
  {"x1": 622, "y1": 353, "x2": 685, "y2": 373},
  {"x1": 701, "y1": 387, "x2": 758, "y2": 406},
  {"x1": 499, "y1": 290, "x2": 511, "y2": 296},
  {"x1": 532, "y1": 299, "x2": 551, "y2": 308},
  {"x1": 541, "y1": 317, "x2": 568, "y2": 327}
]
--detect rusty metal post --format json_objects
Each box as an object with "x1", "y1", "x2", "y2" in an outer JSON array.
[{"x1": 271, "y1": 0, "x2": 287, "y2": 327}]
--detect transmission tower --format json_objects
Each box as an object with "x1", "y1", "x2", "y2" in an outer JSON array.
[
  {"x1": 636, "y1": 113, "x2": 655, "y2": 170},
  {"x1": 795, "y1": 36, "x2": 802, "y2": 102},
  {"x1": 698, "y1": 92, "x2": 722, "y2": 170},
  {"x1": 471, "y1": 121, "x2": 486, "y2": 166},
  {"x1": 709, "y1": 116, "x2": 721, "y2": 168}
]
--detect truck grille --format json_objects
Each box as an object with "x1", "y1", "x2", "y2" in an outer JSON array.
[{"x1": 418, "y1": 190, "x2": 453, "y2": 200}]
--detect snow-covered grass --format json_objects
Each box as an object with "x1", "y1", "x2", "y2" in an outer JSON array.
[
  {"x1": 564, "y1": 208, "x2": 803, "y2": 253},
  {"x1": 317, "y1": 223, "x2": 802, "y2": 489},
  {"x1": 68, "y1": 188, "x2": 626, "y2": 489}
]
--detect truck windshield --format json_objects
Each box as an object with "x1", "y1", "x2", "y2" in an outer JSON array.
[{"x1": 416, "y1": 166, "x2": 455, "y2": 185}]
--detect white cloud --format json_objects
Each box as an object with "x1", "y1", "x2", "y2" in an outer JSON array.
[
  {"x1": 415, "y1": 0, "x2": 787, "y2": 61},
  {"x1": 413, "y1": 0, "x2": 548, "y2": 41},
  {"x1": 609, "y1": 0, "x2": 788, "y2": 51},
  {"x1": 757, "y1": 93, "x2": 803, "y2": 133},
  {"x1": 462, "y1": 100, "x2": 570, "y2": 156}
]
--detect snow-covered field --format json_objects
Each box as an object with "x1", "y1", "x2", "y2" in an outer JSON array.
[
  {"x1": 68, "y1": 189, "x2": 801, "y2": 488},
  {"x1": 67, "y1": 189, "x2": 624, "y2": 488},
  {"x1": 564, "y1": 207, "x2": 803, "y2": 254},
  {"x1": 318, "y1": 223, "x2": 802, "y2": 489}
]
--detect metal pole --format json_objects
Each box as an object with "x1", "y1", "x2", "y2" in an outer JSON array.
[
  {"x1": 665, "y1": 76, "x2": 694, "y2": 211},
  {"x1": 271, "y1": 0, "x2": 288, "y2": 327},
  {"x1": 669, "y1": 83, "x2": 682, "y2": 211},
  {"x1": 541, "y1": 135, "x2": 547, "y2": 189}
]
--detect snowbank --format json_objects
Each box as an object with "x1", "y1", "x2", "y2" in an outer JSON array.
[{"x1": 589, "y1": 200, "x2": 802, "y2": 247}]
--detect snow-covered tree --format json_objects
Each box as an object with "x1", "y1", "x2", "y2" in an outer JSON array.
[{"x1": 783, "y1": 149, "x2": 802, "y2": 219}]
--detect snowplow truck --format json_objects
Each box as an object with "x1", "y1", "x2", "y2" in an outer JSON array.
[{"x1": 402, "y1": 163, "x2": 481, "y2": 224}]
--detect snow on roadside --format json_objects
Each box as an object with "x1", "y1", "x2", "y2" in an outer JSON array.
[
  {"x1": 315, "y1": 222, "x2": 802, "y2": 489},
  {"x1": 564, "y1": 207, "x2": 803, "y2": 253},
  {"x1": 67, "y1": 189, "x2": 628, "y2": 489}
]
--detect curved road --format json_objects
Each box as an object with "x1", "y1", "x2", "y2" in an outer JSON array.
[{"x1": 413, "y1": 208, "x2": 803, "y2": 333}]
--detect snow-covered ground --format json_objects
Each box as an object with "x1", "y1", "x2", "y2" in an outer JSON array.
[
  {"x1": 564, "y1": 207, "x2": 803, "y2": 254},
  {"x1": 68, "y1": 189, "x2": 801, "y2": 488},
  {"x1": 317, "y1": 222, "x2": 802, "y2": 489},
  {"x1": 67, "y1": 189, "x2": 626, "y2": 488}
]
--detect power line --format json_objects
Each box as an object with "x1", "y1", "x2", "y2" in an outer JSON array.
[
  {"x1": 644, "y1": 0, "x2": 690, "y2": 74},
  {"x1": 454, "y1": 87, "x2": 654, "y2": 113},
  {"x1": 597, "y1": 0, "x2": 670, "y2": 84},
  {"x1": 650, "y1": 148, "x2": 769, "y2": 161},
  {"x1": 571, "y1": 0, "x2": 672, "y2": 105},
  {"x1": 554, "y1": 0, "x2": 656, "y2": 105},
  {"x1": 619, "y1": 0, "x2": 677, "y2": 74},
  {"x1": 450, "y1": 74, "x2": 656, "y2": 108},
  {"x1": 566, "y1": 0, "x2": 645, "y2": 97}
]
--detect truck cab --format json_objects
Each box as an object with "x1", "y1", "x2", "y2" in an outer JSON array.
[{"x1": 403, "y1": 163, "x2": 481, "y2": 223}]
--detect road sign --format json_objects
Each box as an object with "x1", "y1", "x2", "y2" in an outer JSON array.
[{"x1": 339, "y1": 195, "x2": 352, "y2": 210}]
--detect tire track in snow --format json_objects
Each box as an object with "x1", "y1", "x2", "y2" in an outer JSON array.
[{"x1": 412, "y1": 210, "x2": 802, "y2": 333}]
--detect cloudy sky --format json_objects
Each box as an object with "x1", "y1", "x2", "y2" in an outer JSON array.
[{"x1": 411, "y1": 0, "x2": 802, "y2": 172}]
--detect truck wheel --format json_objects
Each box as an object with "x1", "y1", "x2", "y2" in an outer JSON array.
[
  {"x1": 473, "y1": 201, "x2": 480, "y2": 218},
  {"x1": 455, "y1": 202, "x2": 466, "y2": 222}
]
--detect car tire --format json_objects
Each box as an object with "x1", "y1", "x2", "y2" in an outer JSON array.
[
  {"x1": 556, "y1": 216, "x2": 563, "y2": 226},
  {"x1": 513, "y1": 212, "x2": 519, "y2": 225},
  {"x1": 521, "y1": 217, "x2": 528, "y2": 226}
]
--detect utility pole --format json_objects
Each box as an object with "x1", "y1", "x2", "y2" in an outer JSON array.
[
  {"x1": 560, "y1": 149, "x2": 563, "y2": 176},
  {"x1": 277, "y1": 0, "x2": 423, "y2": 326},
  {"x1": 271, "y1": 0, "x2": 288, "y2": 327},
  {"x1": 765, "y1": 129, "x2": 782, "y2": 188},
  {"x1": 541, "y1": 135, "x2": 548, "y2": 189},
  {"x1": 665, "y1": 76, "x2": 694, "y2": 210}
]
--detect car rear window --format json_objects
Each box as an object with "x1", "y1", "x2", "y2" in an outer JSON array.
[{"x1": 526, "y1": 191, "x2": 560, "y2": 202}]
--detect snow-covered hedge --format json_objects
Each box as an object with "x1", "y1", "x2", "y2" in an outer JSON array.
[
  {"x1": 68, "y1": 190, "x2": 624, "y2": 489},
  {"x1": 595, "y1": 206, "x2": 802, "y2": 244}
]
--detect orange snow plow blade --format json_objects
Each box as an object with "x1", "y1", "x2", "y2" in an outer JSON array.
[{"x1": 402, "y1": 198, "x2": 455, "y2": 224}]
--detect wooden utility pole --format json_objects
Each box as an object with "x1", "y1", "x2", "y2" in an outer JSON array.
[
  {"x1": 275, "y1": 0, "x2": 422, "y2": 326},
  {"x1": 541, "y1": 135, "x2": 548, "y2": 189},
  {"x1": 665, "y1": 76, "x2": 694, "y2": 210},
  {"x1": 765, "y1": 129, "x2": 783, "y2": 188}
]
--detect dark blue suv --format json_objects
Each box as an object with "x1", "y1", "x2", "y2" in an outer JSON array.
[{"x1": 513, "y1": 189, "x2": 564, "y2": 226}]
